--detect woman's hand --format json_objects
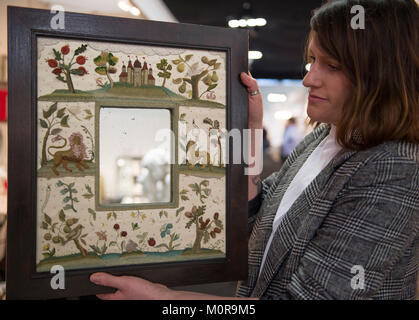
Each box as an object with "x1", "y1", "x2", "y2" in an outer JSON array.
[
  {"x1": 240, "y1": 72, "x2": 263, "y2": 128},
  {"x1": 90, "y1": 272, "x2": 173, "y2": 300}
]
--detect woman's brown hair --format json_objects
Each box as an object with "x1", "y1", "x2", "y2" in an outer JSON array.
[{"x1": 306, "y1": 0, "x2": 419, "y2": 150}]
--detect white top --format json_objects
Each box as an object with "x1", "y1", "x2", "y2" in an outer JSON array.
[{"x1": 258, "y1": 125, "x2": 342, "y2": 278}]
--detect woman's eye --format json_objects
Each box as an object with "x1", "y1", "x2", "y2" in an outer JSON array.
[
  {"x1": 328, "y1": 64, "x2": 339, "y2": 70},
  {"x1": 308, "y1": 56, "x2": 315, "y2": 63}
]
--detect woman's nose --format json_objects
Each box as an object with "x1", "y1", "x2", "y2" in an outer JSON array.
[{"x1": 302, "y1": 65, "x2": 321, "y2": 88}]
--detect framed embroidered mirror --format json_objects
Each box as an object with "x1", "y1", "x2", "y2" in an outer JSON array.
[{"x1": 7, "y1": 6, "x2": 248, "y2": 299}]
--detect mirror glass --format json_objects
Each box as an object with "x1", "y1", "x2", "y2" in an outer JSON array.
[{"x1": 99, "y1": 107, "x2": 172, "y2": 205}]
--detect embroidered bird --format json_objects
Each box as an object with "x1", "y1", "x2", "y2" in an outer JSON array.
[{"x1": 62, "y1": 224, "x2": 84, "y2": 244}]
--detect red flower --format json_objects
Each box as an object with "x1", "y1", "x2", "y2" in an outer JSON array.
[
  {"x1": 76, "y1": 55, "x2": 87, "y2": 65},
  {"x1": 46, "y1": 59, "x2": 58, "y2": 68},
  {"x1": 148, "y1": 238, "x2": 156, "y2": 246},
  {"x1": 52, "y1": 68, "x2": 62, "y2": 75},
  {"x1": 61, "y1": 45, "x2": 70, "y2": 55},
  {"x1": 77, "y1": 66, "x2": 88, "y2": 76},
  {"x1": 113, "y1": 224, "x2": 120, "y2": 230},
  {"x1": 121, "y1": 231, "x2": 127, "y2": 237}
]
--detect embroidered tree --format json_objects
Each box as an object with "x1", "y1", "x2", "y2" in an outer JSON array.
[
  {"x1": 203, "y1": 117, "x2": 225, "y2": 168},
  {"x1": 156, "y1": 59, "x2": 172, "y2": 87},
  {"x1": 94, "y1": 51, "x2": 119, "y2": 88},
  {"x1": 184, "y1": 205, "x2": 223, "y2": 254},
  {"x1": 45, "y1": 44, "x2": 88, "y2": 93},
  {"x1": 39, "y1": 102, "x2": 69, "y2": 166},
  {"x1": 172, "y1": 55, "x2": 221, "y2": 100}
]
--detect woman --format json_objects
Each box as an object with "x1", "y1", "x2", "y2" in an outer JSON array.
[{"x1": 90, "y1": 0, "x2": 419, "y2": 299}]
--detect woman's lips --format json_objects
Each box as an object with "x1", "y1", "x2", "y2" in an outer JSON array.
[{"x1": 308, "y1": 94, "x2": 328, "y2": 103}]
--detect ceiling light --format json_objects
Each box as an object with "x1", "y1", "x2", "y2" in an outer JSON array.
[
  {"x1": 238, "y1": 19, "x2": 247, "y2": 27},
  {"x1": 268, "y1": 93, "x2": 287, "y2": 103},
  {"x1": 247, "y1": 18, "x2": 257, "y2": 27},
  {"x1": 255, "y1": 18, "x2": 267, "y2": 26},
  {"x1": 274, "y1": 111, "x2": 293, "y2": 120},
  {"x1": 228, "y1": 19, "x2": 240, "y2": 28},
  {"x1": 130, "y1": 6, "x2": 141, "y2": 16},
  {"x1": 118, "y1": 1, "x2": 131, "y2": 12},
  {"x1": 249, "y1": 51, "x2": 263, "y2": 60}
]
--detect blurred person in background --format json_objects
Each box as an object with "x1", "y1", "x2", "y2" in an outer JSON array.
[{"x1": 280, "y1": 117, "x2": 303, "y2": 164}]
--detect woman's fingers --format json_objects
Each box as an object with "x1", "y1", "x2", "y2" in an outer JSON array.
[
  {"x1": 240, "y1": 72, "x2": 259, "y2": 92},
  {"x1": 90, "y1": 272, "x2": 126, "y2": 289}
]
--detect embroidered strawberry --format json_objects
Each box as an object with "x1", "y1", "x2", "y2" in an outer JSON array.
[
  {"x1": 52, "y1": 68, "x2": 62, "y2": 75},
  {"x1": 61, "y1": 44, "x2": 70, "y2": 55},
  {"x1": 113, "y1": 223, "x2": 120, "y2": 230},
  {"x1": 148, "y1": 237, "x2": 156, "y2": 246},
  {"x1": 120, "y1": 231, "x2": 127, "y2": 237},
  {"x1": 76, "y1": 55, "x2": 87, "y2": 65},
  {"x1": 46, "y1": 59, "x2": 58, "y2": 68}
]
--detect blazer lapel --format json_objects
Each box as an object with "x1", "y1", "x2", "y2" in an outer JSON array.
[{"x1": 252, "y1": 146, "x2": 358, "y2": 297}]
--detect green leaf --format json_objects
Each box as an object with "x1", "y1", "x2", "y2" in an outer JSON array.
[
  {"x1": 41, "y1": 221, "x2": 49, "y2": 230},
  {"x1": 108, "y1": 53, "x2": 118, "y2": 66},
  {"x1": 207, "y1": 84, "x2": 218, "y2": 91},
  {"x1": 73, "y1": 197, "x2": 79, "y2": 202},
  {"x1": 88, "y1": 208, "x2": 96, "y2": 220},
  {"x1": 109, "y1": 241, "x2": 117, "y2": 247},
  {"x1": 60, "y1": 188, "x2": 68, "y2": 195},
  {"x1": 56, "y1": 74, "x2": 66, "y2": 83},
  {"x1": 70, "y1": 69, "x2": 84, "y2": 75},
  {"x1": 107, "y1": 212, "x2": 112, "y2": 220},
  {"x1": 181, "y1": 195, "x2": 189, "y2": 201},
  {"x1": 203, "y1": 117, "x2": 213, "y2": 126},
  {"x1": 60, "y1": 115, "x2": 69, "y2": 128},
  {"x1": 214, "y1": 219, "x2": 223, "y2": 228},
  {"x1": 167, "y1": 64, "x2": 172, "y2": 70},
  {"x1": 44, "y1": 102, "x2": 58, "y2": 119},
  {"x1": 39, "y1": 119, "x2": 48, "y2": 129},
  {"x1": 157, "y1": 72, "x2": 165, "y2": 77},
  {"x1": 83, "y1": 193, "x2": 94, "y2": 199},
  {"x1": 59, "y1": 209, "x2": 66, "y2": 222},
  {"x1": 132, "y1": 223, "x2": 139, "y2": 231},
  {"x1": 53, "y1": 48, "x2": 62, "y2": 61},
  {"x1": 63, "y1": 196, "x2": 71, "y2": 203},
  {"x1": 44, "y1": 214, "x2": 52, "y2": 225},
  {"x1": 214, "y1": 63, "x2": 222, "y2": 70},
  {"x1": 63, "y1": 204, "x2": 73, "y2": 210},
  {"x1": 50, "y1": 128, "x2": 62, "y2": 135},
  {"x1": 172, "y1": 78, "x2": 182, "y2": 84},
  {"x1": 155, "y1": 243, "x2": 169, "y2": 250},
  {"x1": 95, "y1": 66, "x2": 107, "y2": 75},
  {"x1": 74, "y1": 44, "x2": 87, "y2": 56},
  {"x1": 172, "y1": 59, "x2": 181, "y2": 65},
  {"x1": 185, "y1": 54, "x2": 193, "y2": 61},
  {"x1": 176, "y1": 207, "x2": 184, "y2": 217},
  {"x1": 50, "y1": 248, "x2": 56, "y2": 256},
  {"x1": 68, "y1": 182, "x2": 75, "y2": 189}
]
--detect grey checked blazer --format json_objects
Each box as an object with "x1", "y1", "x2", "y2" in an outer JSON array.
[{"x1": 236, "y1": 124, "x2": 419, "y2": 299}]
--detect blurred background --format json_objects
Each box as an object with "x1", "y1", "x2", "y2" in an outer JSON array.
[{"x1": 0, "y1": 0, "x2": 350, "y2": 299}]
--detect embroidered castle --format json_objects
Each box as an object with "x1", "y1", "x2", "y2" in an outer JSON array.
[{"x1": 119, "y1": 56, "x2": 155, "y2": 86}]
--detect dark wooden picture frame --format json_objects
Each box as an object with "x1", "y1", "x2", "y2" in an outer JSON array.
[{"x1": 7, "y1": 6, "x2": 248, "y2": 299}]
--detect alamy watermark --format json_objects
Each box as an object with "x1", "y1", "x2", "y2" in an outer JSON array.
[
  {"x1": 350, "y1": 265, "x2": 365, "y2": 290},
  {"x1": 50, "y1": 265, "x2": 65, "y2": 290},
  {"x1": 351, "y1": 5, "x2": 365, "y2": 30},
  {"x1": 50, "y1": 5, "x2": 65, "y2": 30}
]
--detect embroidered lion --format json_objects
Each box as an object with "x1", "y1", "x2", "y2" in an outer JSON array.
[{"x1": 48, "y1": 132, "x2": 89, "y2": 176}]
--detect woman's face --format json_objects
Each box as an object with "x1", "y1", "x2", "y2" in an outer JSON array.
[{"x1": 302, "y1": 33, "x2": 352, "y2": 125}]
